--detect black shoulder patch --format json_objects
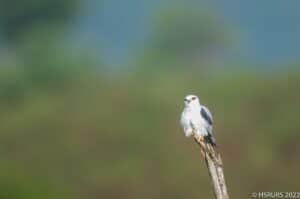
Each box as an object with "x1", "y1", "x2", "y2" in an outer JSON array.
[{"x1": 201, "y1": 107, "x2": 213, "y2": 125}]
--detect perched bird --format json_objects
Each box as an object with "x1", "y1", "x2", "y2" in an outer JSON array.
[
  {"x1": 180, "y1": 95, "x2": 228, "y2": 198},
  {"x1": 180, "y1": 94, "x2": 216, "y2": 146}
]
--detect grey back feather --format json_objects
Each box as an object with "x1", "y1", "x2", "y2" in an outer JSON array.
[{"x1": 200, "y1": 106, "x2": 213, "y2": 125}]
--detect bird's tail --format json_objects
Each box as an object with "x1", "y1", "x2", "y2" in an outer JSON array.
[{"x1": 204, "y1": 134, "x2": 217, "y2": 147}]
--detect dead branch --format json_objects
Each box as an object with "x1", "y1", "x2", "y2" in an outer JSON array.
[{"x1": 194, "y1": 136, "x2": 229, "y2": 199}]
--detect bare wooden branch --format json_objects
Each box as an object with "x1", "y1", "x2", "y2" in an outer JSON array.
[{"x1": 194, "y1": 136, "x2": 229, "y2": 199}]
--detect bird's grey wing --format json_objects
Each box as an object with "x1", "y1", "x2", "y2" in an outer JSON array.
[
  {"x1": 201, "y1": 106, "x2": 216, "y2": 145},
  {"x1": 200, "y1": 105, "x2": 213, "y2": 125}
]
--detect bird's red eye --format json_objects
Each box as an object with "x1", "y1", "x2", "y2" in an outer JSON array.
[{"x1": 192, "y1": 97, "x2": 196, "y2": 100}]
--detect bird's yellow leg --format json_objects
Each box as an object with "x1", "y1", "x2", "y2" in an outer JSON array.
[{"x1": 196, "y1": 135, "x2": 205, "y2": 143}]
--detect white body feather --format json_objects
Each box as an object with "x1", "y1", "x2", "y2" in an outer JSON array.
[
  {"x1": 180, "y1": 95, "x2": 213, "y2": 137},
  {"x1": 181, "y1": 106, "x2": 209, "y2": 137}
]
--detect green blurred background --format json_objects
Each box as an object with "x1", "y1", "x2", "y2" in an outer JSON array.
[{"x1": 0, "y1": 0, "x2": 299, "y2": 198}]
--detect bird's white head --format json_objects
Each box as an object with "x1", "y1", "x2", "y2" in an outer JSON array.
[{"x1": 184, "y1": 94, "x2": 200, "y2": 108}]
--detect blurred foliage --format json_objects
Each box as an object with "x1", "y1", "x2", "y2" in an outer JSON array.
[
  {"x1": 137, "y1": 5, "x2": 230, "y2": 69},
  {"x1": 0, "y1": 1, "x2": 299, "y2": 199},
  {"x1": 0, "y1": 40, "x2": 98, "y2": 106},
  {"x1": 0, "y1": 0, "x2": 79, "y2": 43},
  {"x1": 0, "y1": 62, "x2": 299, "y2": 198}
]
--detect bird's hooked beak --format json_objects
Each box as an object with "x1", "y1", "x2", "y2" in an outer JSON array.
[{"x1": 184, "y1": 98, "x2": 190, "y2": 103}]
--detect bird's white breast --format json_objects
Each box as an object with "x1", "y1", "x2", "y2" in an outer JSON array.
[{"x1": 181, "y1": 107, "x2": 207, "y2": 137}]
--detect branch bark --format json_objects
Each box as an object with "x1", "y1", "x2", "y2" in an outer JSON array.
[{"x1": 194, "y1": 136, "x2": 229, "y2": 199}]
